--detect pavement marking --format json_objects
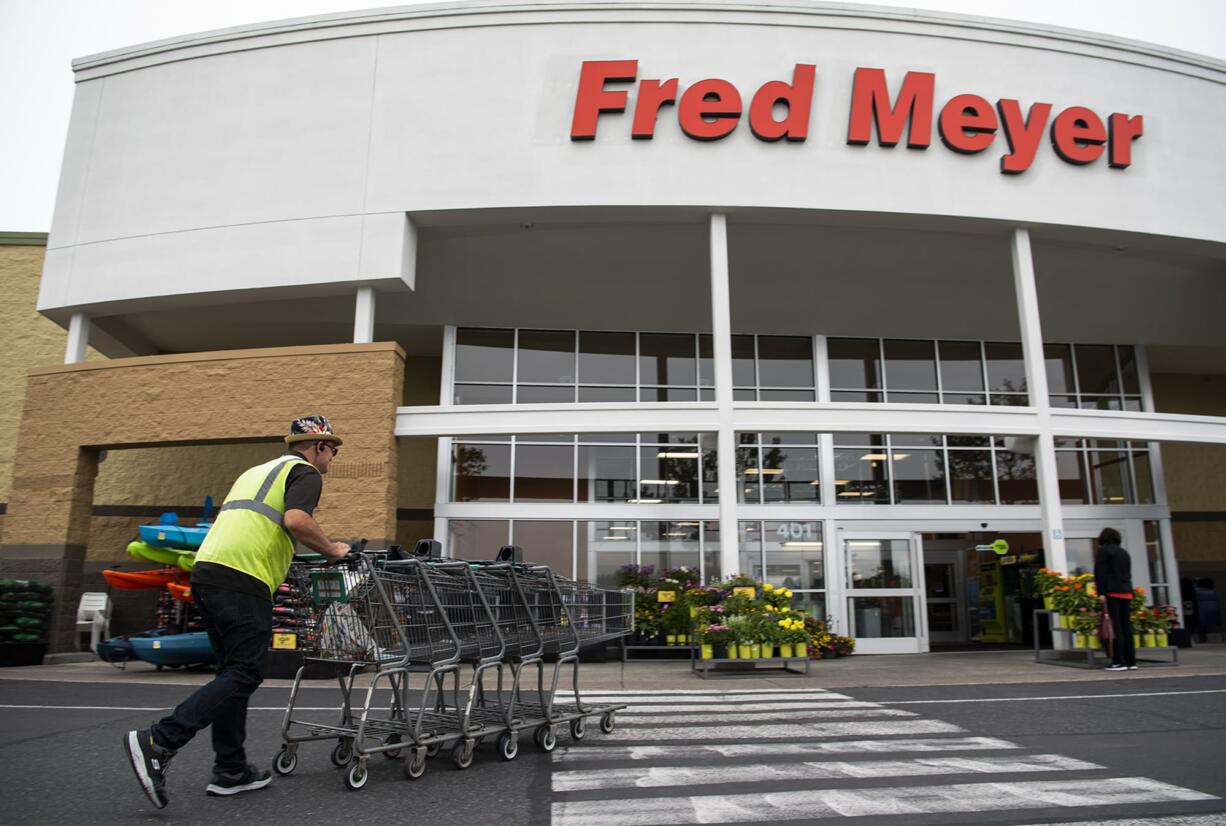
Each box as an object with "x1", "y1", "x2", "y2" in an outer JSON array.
[
  {"x1": 582, "y1": 692, "x2": 855, "y2": 703},
  {"x1": 599, "y1": 719, "x2": 965, "y2": 741},
  {"x1": 551, "y1": 753, "x2": 1100, "y2": 791},
  {"x1": 567, "y1": 689, "x2": 853, "y2": 696},
  {"x1": 1018, "y1": 818, "x2": 1226, "y2": 826},
  {"x1": 0, "y1": 704, "x2": 339, "y2": 712},
  {"x1": 550, "y1": 778, "x2": 1218, "y2": 825},
  {"x1": 880, "y1": 687, "x2": 1226, "y2": 705},
  {"x1": 553, "y1": 736, "x2": 1022, "y2": 762},
  {"x1": 619, "y1": 708, "x2": 915, "y2": 725},
  {"x1": 615, "y1": 701, "x2": 882, "y2": 713}
]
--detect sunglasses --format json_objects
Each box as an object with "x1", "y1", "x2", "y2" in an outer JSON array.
[{"x1": 320, "y1": 443, "x2": 339, "y2": 457}]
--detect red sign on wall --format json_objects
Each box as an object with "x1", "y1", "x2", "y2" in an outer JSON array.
[{"x1": 570, "y1": 61, "x2": 1143, "y2": 174}]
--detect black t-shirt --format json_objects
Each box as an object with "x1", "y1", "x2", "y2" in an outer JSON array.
[{"x1": 192, "y1": 454, "x2": 322, "y2": 601}]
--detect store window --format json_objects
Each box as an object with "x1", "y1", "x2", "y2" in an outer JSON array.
[
  {"x1": 447, "y1": 519, "x2": 509, "y2": 560},
  {"x1": 1054, "y1": 438, "x2": 1154, "y2": 505},
  {"x1": 576, "y1": 519, "x2": 721, "y2": 586},
  {"x1": 451, "y1": 440, "x2": 511, "y2": 501},
  {"x1": 828, "y1": 338, "x2": 882, "y2": 403},
  {"x1": 832, "y1": 433, "x2": 891, "y2": 504},
  {"x1": 738, "y1": 520, "x2": 825, "y2": 618},
  {"x1": 1144, "y1": 521, "x2": 1170, "y2": 606},
  {"x1": 938, "y1": 340, "x2": 986, "y2": 406},
  {"x1": 736, "y1": 432, "x2": 819, "y2": 504},
  {"x1": 889, "y1": 433, "x2": 946, "y2": 504},
  {"x1": 883, "y1": 339, "x2": 939, "y2": 404}
]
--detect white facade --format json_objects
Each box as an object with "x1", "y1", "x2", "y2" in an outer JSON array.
[{"x1": 41, "y1": 1, "x2": 1226, "y2": 652}]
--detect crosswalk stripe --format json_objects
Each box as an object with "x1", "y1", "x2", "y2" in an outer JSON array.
[
  {"x1": 553, "y1": 736, "x2": 1022, "y2": 762},
  {"x1": 598, "y1": 719, "x2": 965, "y2": 740},
  {"x1": 550, "y1": 777, "x2": 1218, "y2": 825},
  {"x1": 609, "y1": 701, "x2": 880, "y2": 713},
  {"x1": 552, "y1": 753, "x2": 1100, "y2": 792},
  {"x1": 1017, "y1": 817, "x2": 1226, "y2": 826},
  {"x1": 619, "y1": 708, "x2": 914, "y2": 725},
  {"x1": 581, "y1": 692, "x2": 853, "y2": 703},
  {"x1": 571, "y1": 688, "x2": 849, "y2": 695}
]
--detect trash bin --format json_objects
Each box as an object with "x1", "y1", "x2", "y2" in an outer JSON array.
[{"x1": 1194, "y1": 578, "x2": 1222, "y2": 643}]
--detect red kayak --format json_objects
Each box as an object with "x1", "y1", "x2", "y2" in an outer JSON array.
[
  {"x1": 166, "y1": 581, "x2": 193, "y2": 603},
  {"x1": 103, "y1": 568, "x2": 188, "y2": 591}
]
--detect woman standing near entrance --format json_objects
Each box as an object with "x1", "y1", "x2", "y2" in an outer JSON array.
[{"x1": 1095, "y1": 528, "x2": 1136, "y2": 672}]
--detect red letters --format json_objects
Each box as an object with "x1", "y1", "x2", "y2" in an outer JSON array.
[
  {"x1": 571, "y1": 60, "x2": 638, "y2": 141},
  {"x1": 846, "y1": 67, "x2": 934, "y2": 149},
  {"x1": 748, "y1": 64, "x2": 816, "y2": 142},
  {"x1": 1050, "y1": 106, "x2": 1107, "y2": 165},
  {"x1": 1108, "y1": 113, "x2": 1144, "y2": 168},
  {"x1": 997, "y1": 100, "x2": 1052, "y2": 174},
  {"x1": 938, "y1": 94, "x2": 997, "y2": 154},
  {"x1": 678, "y1": 79, "x2": 743, "y2": 141},
  {"x1": 631, "y1": 78, "x2": 679, "y2": 139}
]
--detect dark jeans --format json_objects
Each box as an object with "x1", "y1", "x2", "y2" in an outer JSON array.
[
  {"x1": 152, "y1": 583, "x2": 272, "y2": 774},
  {"x1": 1106, "y1": 596, "x2": 1135, "y2": 667}
]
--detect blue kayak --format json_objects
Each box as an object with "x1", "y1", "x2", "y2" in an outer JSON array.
[
  {"x1": 138, "y1": 523, "x2": 210, "y2": 550},
  {"x1": 128, "y1": 630, "x2": 214, "y2": 667}
]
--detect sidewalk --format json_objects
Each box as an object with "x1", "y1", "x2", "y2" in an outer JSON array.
[{"x1": 4, "y1": 644, "x2": 1226, "y2": 691}]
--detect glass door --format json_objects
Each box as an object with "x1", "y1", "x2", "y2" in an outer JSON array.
[
  {"x1": 924, "y1": 551, "x2": 966, "y2": 645},
  {"x1": 843, "y1": 531, "x2": 926, "y2": 653}
]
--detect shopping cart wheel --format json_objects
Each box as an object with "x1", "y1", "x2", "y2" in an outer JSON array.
[
  {"x1": 331, "y1": 739, "x2": 354, "y2": 767},
  {"x1": 452, "y1": 739, "x2": 476, "y2": 770},
  {"x1": 599, "y1": 712, "x2": 616, "y2": 734},
  {"x1": 534, "y1": 725, "x2": 557, "y2": 753},
  {"x1": 570, "y1": 717, "x2": 586, "y2": 741},
  {"x1": 344, "y1": 759, "x2": 368, "y2": 791},
  {"x1": 403, "y1": 749, "x2": 427, "y2": 780},
  {"x1": 425, "y1": 742, "x2": 442, "y2": 758},
  {"x1": 497, "y1": 731, "x2": 519, "y2": 761},
  {"x1": 273, "y1": 747, "x2": 298, "y2": 776},
  {"x1": 382, "y1": 733, "x2": 403, "y2": 759}
]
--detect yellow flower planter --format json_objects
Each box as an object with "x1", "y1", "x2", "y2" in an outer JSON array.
[
  {"x1": 1089, "y1": 635, "x2": 1102, "y2": 649},
  {"x1": 760, "y1": 644, "x2": 774, "y2": 659},
  {"x1": 1143, "y1": 632, "x2": 1157, "y2": 648},
  {"x1": 1157, "y1": 632, "x2": 1169, "y2": 647},
  {"x1": 700, "y1": 644, "x2": 714, "y2": 659},
  {"x1": 666, "y1": 634, "x2": 677, "y2": 646},
  {"x1": 1074, "y1": 633, "x2": 1089, "y2": 649},
  {"x1": 749, "y1": 643, "x2": 761, "y2": 659},
  {"x1": 738, "y1": 644, "x2": 752, "y2": 659},
  {"x1": 1133, "y1": 634, "x2": 1141, "y2": 649},
  {"x1": 779, "y1": 644, "x2": 794, "y2": 659},
  {"x1": 1043, "y1": 596, "x2": 1055, "y2": 611},
  {"x1": 724, "y1": 644, "x2": 737, "y2": 659},
  {"x1": 795, "y1": 644, "x2": 807, "y2": 658}
]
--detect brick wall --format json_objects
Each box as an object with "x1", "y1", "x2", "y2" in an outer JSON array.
[{"x1": 0, "y1": 342, "x2": 405, "y2": 650}]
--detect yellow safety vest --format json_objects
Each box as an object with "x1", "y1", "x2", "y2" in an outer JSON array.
[{"x1": 195, "y1": 455, "x2": 317, "y2": 598}]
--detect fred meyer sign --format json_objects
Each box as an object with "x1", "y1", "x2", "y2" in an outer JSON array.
[{"x1": 570, "y1": 61, "x2": 1143, "y2": 174}]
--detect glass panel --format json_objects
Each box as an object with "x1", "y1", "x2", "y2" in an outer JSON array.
[
  {"x1": 849, "y1": 596, "x2": 915, "y2": 638},
  {"x1": 645, "y1": 432, "x2": 701, "y2": 444},
  {"x1": 886, "y1": 391, "x2": 940, "y2": 404},
  {"x1": 1044, "y1": 343, "x2": 1076, "y2": 395},
  {"x1": 737, "y1": 446, "x2": 761, "y2": 504},
  {"x1": 941, "y1": 434, "x2": 986, "y2": 447},
  {"x1": 1132, "y1": 451, "x2": 1155, "y2": 505},
  {"x1": 1081, "y1": 396, "x2": 1122, "y2": 411},
  {"x1": 579, "y1": 432, "x2": 636, "y2": 443},
  {"x1": 1089, "y1": 450, "x2": 1130, "y2": 504},
  {"x1": 759, "y1": 389, "x2": 816, "y2": 402},
  {"x1": 833, "y1": 448, "x2": 890, "y2": 504},
  {"x1": 447, "y1": 519, "x2": 509, "y2": 560},
  {"x1": 733, "y1": 388, "x2": 758, "y2": 401},
  {"x1": 891, "y1": 449, "x2": 946, "y2": 504},
  {"x1": 1118, "y1": 346, "x2": 1141, "y2": 395},
  {"x1": 640, "y1": 387, "x2": 699, "y2": 402},
  {"x1": 995, "y1": 450, "x2": 1039, "y2": 504},
  {"x1": 761, "y1": 447, "x2": 820, "y2": 503},
  {"x1": 518, "y1": 433, "x2": 574, "y2": 443},
  {"x1": 731, "y1": 335, "x2": 756, "y2": 387},
  {"x1": 701, "y1": 443, "x2": 719, "y2": 504},
  {"x1": 1144, "y1": 520, "x2": 1166, "y2": 586},
  {"x1": 513, "y1": 520, "x2": 573, "y2": 577},
  {"x1": 985, "y1": 342, "x2": 1027, "y2": 399},
  {"x1": 1122, "y1": 397, "x2": 1143, "y2": 412},
  {"x1": 577, "y1": 444, "x2": 636, "y2": 502},
  {"x1": 737, "y1": 520, "x2": 763, "y2": 582},
  {"x1": 452, "y1": 443, "x2": 510, "y2": 501},
  {"x1": 927, "y1": 602, "x2": 956, "y2": 633},
  {"x1": 947, "y1": 450, "x2": 994, "y2": 503},
  {"x1": 639, "y1": 446, "x2": 700, "y2": 503},
  {"x1": 831, "y1": 390, "x2": 884, "y2": 403},
  {"x1": 454, "y1": 328, "x2": 514, "y2": 383},
  {"x1": 578, "y1": 331, "x2": 636, "y2": 385},
  {"x1": 828, "y1": 338, "x2": 881, "y2": 389},
  {"x1": 703, "y1": 522, "x2": 721, "y2": 583},
  {"x1": 454, "y1": 384, "x2": 513, "y2": 405},
  {"x1": 762, "y1": 432, "x2": 819, "y2": 445},
  {"x1": 943, "y1": 392, "x2": 987, "y2": 406},
  {"x1": 1049, "y1": 395, "x2": 1078, "y2": 409},
  {"x1": 834, "y1": 432, "x2": 882, "y2": 446},
  {"x1": 577, "y1": 520, "x2": 636, "y2": 586},
  {"x1": 924, "y1": 562, "x2": 955, "y2": 599},
  {"x1": 791, "y1": 593, "x2": 827, "y2": 624},
  {"x1": 1065, "y1": 537, "x2": 1095, "y2": 576},
  {"x1": 884, "y1": 339, "x2": 938, "y2": 390},
  {"x1": 988, "y1": 393, "x2": 1029, "y2": 407},
  {"x1": 517, "y1": 385, "x2": 576, "y2": 404},
  {"x1": 847, "y1": 538, "x2": 912, "y2": 588},
  {"x1": 698, "y1": 334, "x2": 714, "y2": 387},
  {"x1": 639, "y1": 333, "x2": 697, "y2": 386},
  {"x1": 639, "y1": 521, "x2": 702, "y2": 579},
  {"x1": 764, "y1": 521, "x2": 823, "y2": 589},
  {"x1": 757, "y1": 336, "x2": 814, "y2": 388},
  {"x1": 938, "y1": 341, "x2": 984, "y2": 392},
  {"x1": 1075, "y1": 344, "x2": 1119, "y2": 395},
  {"x1": 1055, "y1": 450, "x2": 1088, "y2": 504},
  {"x1": 578, "y1": 386, "x2": 636, "y2": 403},
  {"x1": 517, "y1": 329, "x2": 575, "y2": 384},
  {"x1": 513, "y1": 443, "x2": 574, "y2": 502}
]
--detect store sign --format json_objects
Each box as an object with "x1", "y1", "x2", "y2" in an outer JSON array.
[{"x1": 570, "y1": 61, "x2": 1143, "y2": 174}]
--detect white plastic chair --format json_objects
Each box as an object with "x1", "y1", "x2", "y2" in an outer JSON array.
[{"x1": 77, "y1": 592, "x2": 111, "y2": 654}]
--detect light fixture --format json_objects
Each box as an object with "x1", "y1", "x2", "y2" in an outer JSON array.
[
  {"x1": 640, "y1": 479, "x2": 680, "y2": 485},
  {"x1": 744, "y1": 468, "x2": 785, "y2": 475},
  {"x1": 782, "y1": 541, "x2": 823, "y2": 549},
  {"x1": 847, "y1": 540, "x2": 884, "y2": 548},
  {"x1": 838, "y1": 491, "x2": 875, "y2": 498},
  {"x1": 657, "y1": 451, "x2": 702, "y2": 459},
  {"x1": 600, "y1": 536, "x2": 629, "y2": 541},
  {"x1": 663, "y1": 532, "x2": 690, "y2": 538},
  {"x1": 834, "y1": 480, "x2": 850, "y2": 485},
  {"x1": 608, "y1": 526, "x2": 637, "y2": 531},
  {"x1": 809, "y1": 480, "x2": 821, "y2": 485},
  {"x1": 675, "y1": 521, "x2": 701, "y2": 527},
  {"x1": 892, "y1": 453, "x2": 910, "y2": 460},
  {"x1": 859, "y1": 453, "x2": 910, "y2": 461},
  {"x1": 627, "y1": 498, "x2": 662, "y2": 504}
]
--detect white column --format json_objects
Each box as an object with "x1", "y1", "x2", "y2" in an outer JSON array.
[
  {"x1": 435, "y1": 326, "x2": 457, "y2": 553},
  {"x1": 709, "y1": 214, "x2": 740, "y2": 580},
  {"x1": 64, "y1": 311, "x2": 90, "y2": 364},
  {"x1": 1136, "y1": 344, "x2": 1183, "y2": 620},
  {"x1": 353, "y1": 286, "x2": 376, "y2": 344},
  {"x1": 1011, "y1": 228, "x2": 1067, "y2": 573}
]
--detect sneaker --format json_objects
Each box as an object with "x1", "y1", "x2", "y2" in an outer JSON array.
[
  {"x1": 124, "y1": 728, "x2": 174, "y2": 809},
  {"x1": 1104, "y1": 664, "x2": 1128, "y2": 672},
  {"x1": 1128, "y1": 665, "x2": 1139, "y2": 670},
  {"x1": 206, "y1": 764, "x2": 272, "y2": 797}
]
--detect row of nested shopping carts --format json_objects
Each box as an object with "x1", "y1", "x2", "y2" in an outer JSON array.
[{"x1": 272, "y1": 544, "x2": 635, "y2": 790}]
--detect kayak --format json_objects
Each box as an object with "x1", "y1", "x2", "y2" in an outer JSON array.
[
  {"x1": 139, "y1": 523, "x2": 210, "y2": 550},
  {"x1": 166, "y1": 581, "x2": 193, "y2": 603},
  {"x1": 103, "y1": 567, "x2": 188, "y2": 590},
  {"x1": 127, "y1": 540, "x2": 194, "y2": 567},
  {"x1": 129, "y1": 630, "x2": 214, "y2": 667}
]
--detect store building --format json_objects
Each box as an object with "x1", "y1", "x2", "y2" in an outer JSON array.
[{"x1": 3, "y1": 1, "x2": 1225, "y2": 653}]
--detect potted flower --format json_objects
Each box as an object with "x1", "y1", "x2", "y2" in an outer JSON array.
[
  {"x1": 776, "y1": 616, "x2": 807, "y2": 658},
  {"x1": 726, "y1": 614, "x2": 755, "y2": 659},
  {"x1": 1151, "y1": 604, "x2": 1177, "y2": 647},
  {"x1": 1035, "y1": 568, "x2": 1065, "y2": 610},
  {"x1": 1069, "y1": 608, "x2": 1103, "y2": 649},
  {"x1": 698, "y1": 623, "x2": 731, "y2": 659}
]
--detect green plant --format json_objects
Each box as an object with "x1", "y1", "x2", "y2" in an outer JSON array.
[
  {"x1": 1035, "y1": 567, "x2": 1065, "y2": 597},
  {"x1": 1068, "y1": 608, "x2": 1102, "y2": 635},
  {"x1": 726, "y1": 614, "x2": 754, "y2": 644},
  {"x1": 698, "y1": 623, "x2": 731, "y2": 645}
]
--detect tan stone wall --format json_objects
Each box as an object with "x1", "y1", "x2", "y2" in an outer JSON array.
[{"x1": 0, "y1": 342, "x2": 404, "y2": 650}]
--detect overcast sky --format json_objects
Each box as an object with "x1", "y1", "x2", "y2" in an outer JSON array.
[{"x1": 2, "y1": 0, "x2": 1224, "y2": 233}]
